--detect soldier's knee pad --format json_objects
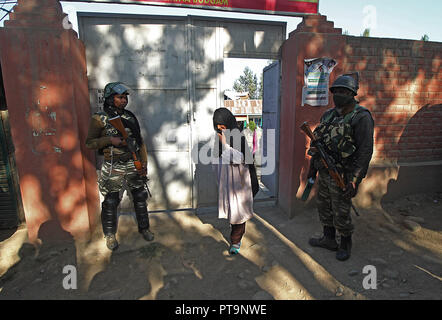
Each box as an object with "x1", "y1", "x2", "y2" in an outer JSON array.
[
  {"x1": 131, "y1": 187, "x2": 148, "y2": 203},
  {"x1": 102, "y1": 192, "x2": 120, "y2": 209},
  {"x1": 101, "y1": 192, "x2": 120, "y2": 235}
]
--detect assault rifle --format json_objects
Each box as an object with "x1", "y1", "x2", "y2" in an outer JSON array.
[
  {"x1": 108, "y1": 115, "x2": 152, "y2": 198},
  {"x1": 300, "y1": 122, "x2": 359, "y2": 216}
]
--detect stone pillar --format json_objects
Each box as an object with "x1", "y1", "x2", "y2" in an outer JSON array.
[
  {"x1": 278, "y1": 15, "x2": 345, "y2": 217},
  {"x1": 0, "y1": 0, "x2": 100, "y2": 243}
]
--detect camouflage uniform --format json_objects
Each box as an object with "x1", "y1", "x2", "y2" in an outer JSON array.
[
  {"x1": 88, "y1": 110, "x2": 148, "y2": 196},
  {"x1": 98, "y1": 157, "x2": 145, "y2": 196},
  {"x1": 86, "y1": 108, "x2": 150, "y2": 235},
  {"x1": 309, "y1": 105, "x2": 373, "y2": 237}
]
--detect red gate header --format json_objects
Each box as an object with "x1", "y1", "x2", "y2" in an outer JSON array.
[{"x1": 64, "y1": 0, "x2": 319, "y2": 16}]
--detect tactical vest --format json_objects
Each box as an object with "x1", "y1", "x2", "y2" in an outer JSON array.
[
  {"x1": 96, "y1": 110, "x2": 141, "y2": 156},
  {"x1": 309, "y1": 105, "x2": 368, "y2": 172}
]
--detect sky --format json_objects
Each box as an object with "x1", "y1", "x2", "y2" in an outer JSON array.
[{"x1": 0, "y1": 0, "x2": 441, "y2": 90}]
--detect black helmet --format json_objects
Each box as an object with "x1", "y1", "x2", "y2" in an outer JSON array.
[
  {"x1": 330, "y1": 74, "x2": 359, "y2": 96},
  {"x1": 103, "y1": 82, "x2": 130, "y2": 98}
]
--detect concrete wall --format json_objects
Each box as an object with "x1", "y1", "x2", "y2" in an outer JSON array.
[
  {"x1": 279, "y1": 15, "x2": 442, "y2": 217},
  {"x1": 0, "y1": 0, "x2": 100, "y2": 243}
]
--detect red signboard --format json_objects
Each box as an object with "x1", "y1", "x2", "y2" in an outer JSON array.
[{"x1": 65, "y1": 0, "x2": 319, "y2": 16}]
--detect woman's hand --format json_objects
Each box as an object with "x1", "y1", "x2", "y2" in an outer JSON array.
[{"x1": 217, "y1": 130, "x2": 227, "y2": 145}]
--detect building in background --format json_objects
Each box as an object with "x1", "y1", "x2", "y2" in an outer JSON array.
[
  {"x1": 224, "y1": 91, "x2": 263, "y2": 168},
  {"x1": 224, "y1": 90, "x2": 262, "y2": 128}
]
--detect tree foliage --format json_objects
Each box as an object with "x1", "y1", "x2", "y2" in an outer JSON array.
[{"x1": 233, "y1": 67, "x2": 261, "y2": 99}]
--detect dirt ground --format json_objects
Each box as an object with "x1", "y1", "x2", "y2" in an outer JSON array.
[{"x1": 0, "y1": 191, "x2": 441, "y2": 300}]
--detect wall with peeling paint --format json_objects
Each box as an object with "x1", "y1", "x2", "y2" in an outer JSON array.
[{"x1": 0, "y1": 0, "x2": 100, "y2": 243}]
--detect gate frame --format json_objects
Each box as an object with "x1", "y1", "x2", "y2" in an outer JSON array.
[{"x1": 77, "y1": 11, "x2": 286, "y2": 211}]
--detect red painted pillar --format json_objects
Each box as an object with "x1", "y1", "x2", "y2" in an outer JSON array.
[
  {"x1": 279, "y1": 15, "x2": 345, "y2": 217},
  {"x1": 0, "y1": 0, "x2": 100, "y2": 243}
]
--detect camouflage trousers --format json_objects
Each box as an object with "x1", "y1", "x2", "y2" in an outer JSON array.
[
  {"x1": 98, "y1": 159, "x2": 145, "y2": 196},
  {"x1": 98, "y1": 159, "x2": 150, "y2": 235},
  {"x1": 316, "y1": 170, "x2": 354, "y2": 237}
]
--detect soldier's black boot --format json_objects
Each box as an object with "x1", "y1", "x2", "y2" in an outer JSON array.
[
  {"x1": 336, "y1": 234, "x2": 352, "y2": 261},
  {"x1": 102, "y1": 192, "x2": 120, "y2": 251},
  {"x1": 105, "y1": 234, "x2": 119, "y2": 251},
  {"x1": 309, "y1": 226, "x2": 338, "y2": 251},
  {"x1": 132, "y1": 187, "x2": 154, "y2": 242}
]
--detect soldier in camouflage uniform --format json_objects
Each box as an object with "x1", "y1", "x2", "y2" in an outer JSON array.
[
  {"x1": 307, "y1": 74, "x2": 374, "y2": 261},
  {"x1": 86, "y1": 82, "x2": 154, "y2": 251}
]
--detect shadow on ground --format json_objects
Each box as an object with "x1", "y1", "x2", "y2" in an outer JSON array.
[{"x1": 0, "y1": 197, "x2": 441, "y2": 300}]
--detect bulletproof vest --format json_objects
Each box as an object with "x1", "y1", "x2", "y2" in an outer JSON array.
[
  {"x1": 96, "y1": 109, "x2": 141, "y2": 155},
  {"x1": 310, "y1": 105, "x2": 367, "y2": 171}
]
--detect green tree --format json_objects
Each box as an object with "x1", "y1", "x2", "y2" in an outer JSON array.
[
  {"x1": 258, "y1": 72, "x2": 263, "y2": 100},
  {"x1": 421, "y1": 34, "x2": 429, "y2": 41},
  {"x1": 233, "y1": 67, "x2": 259, "y2": 99},
  {"x1": 362, "y1": 28, "x2": 370, "y2": 37}
]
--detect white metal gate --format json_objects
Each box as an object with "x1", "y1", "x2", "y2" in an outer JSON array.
[
  {"x1": 78, "y1": 13, "x2": 285, "y2": 210},
  {"x1": 262, "y1": 61, "x2": 281, "y2": 198}
]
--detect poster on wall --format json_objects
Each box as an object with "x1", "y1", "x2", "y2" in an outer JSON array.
[{"x1": 302, "y1": 57, "x2": 337, "y2": 107}]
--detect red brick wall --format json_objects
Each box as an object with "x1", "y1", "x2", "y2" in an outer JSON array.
[
  {"x1": 342, "y1": 37, "x2": 442, "y2": 164},
  {"x1": 279, "y1": 15, "x2": 442, "y2": 216}
]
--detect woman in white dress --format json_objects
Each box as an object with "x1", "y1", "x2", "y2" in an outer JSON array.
[{"x1": 213, "y1": 108, "x2": 256, "y2": 255}]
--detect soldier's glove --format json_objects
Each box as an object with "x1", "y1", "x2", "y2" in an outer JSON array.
[{"x1": 343, "y1": 181, "x2": 358, "y2": 199}]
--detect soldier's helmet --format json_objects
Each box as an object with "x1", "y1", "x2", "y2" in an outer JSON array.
[
  {"x1": 103, "y1": 82, "x2": 130, "y2": 98},
  {"x1": 329, "y1": 74, "x2": 359, "y2": 96}
]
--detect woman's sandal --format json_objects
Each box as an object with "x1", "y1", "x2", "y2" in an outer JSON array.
[{"x1": 229, "y1": 242, "x2": 241, "y2": 255}]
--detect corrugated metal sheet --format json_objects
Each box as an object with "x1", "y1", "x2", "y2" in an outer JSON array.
[
  {"x1": 0, "y1": 113, "x2": 19, "y2": 229},
  {"x1": 0, "y1": 60, "x2": 20, "y2": 229}
]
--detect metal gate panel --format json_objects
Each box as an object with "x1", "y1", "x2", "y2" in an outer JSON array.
[
  {"x1": 192, "y1": 20, "x2": 222, "y2": 89},
  {"x1": 191, "y1": 87, "x2": 219, "y2": 207},
  {"x1": 80, "y1": 15, "x2": 189, "y2": 90},
  {"x1": 189, "y1": 18, "x2": 224, "y2": 207},
  {"x1": 190, "y1": 17, "x2": 285, "y2": 207},
  {"x1": 79, "y1": 13, "x2": 286, "y2": 210},
  {"x1": 221, "y1": 20, "x2": 286, "y2": 59},
  {"x1": 79, "y1": 14, "x2": 192, "y2": 210},
  {"x1": 261, "y1": 61, "x2": 281, "y2": 197}
]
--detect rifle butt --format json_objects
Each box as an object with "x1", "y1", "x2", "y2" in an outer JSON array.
[
  {"x1": 300, "y1": 122, "x2": 315, "y2": 141},
  {"x1": 108, "y1": 116, "x2": 128, "y2": 139}
]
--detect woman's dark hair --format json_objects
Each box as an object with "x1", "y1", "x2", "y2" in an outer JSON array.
[
  {"x1": 213, "y1": 108, "x2": 241, "y2": 132},
  {"x1": 212, "y1": 108, "x2": 252, "y2": 162}
]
